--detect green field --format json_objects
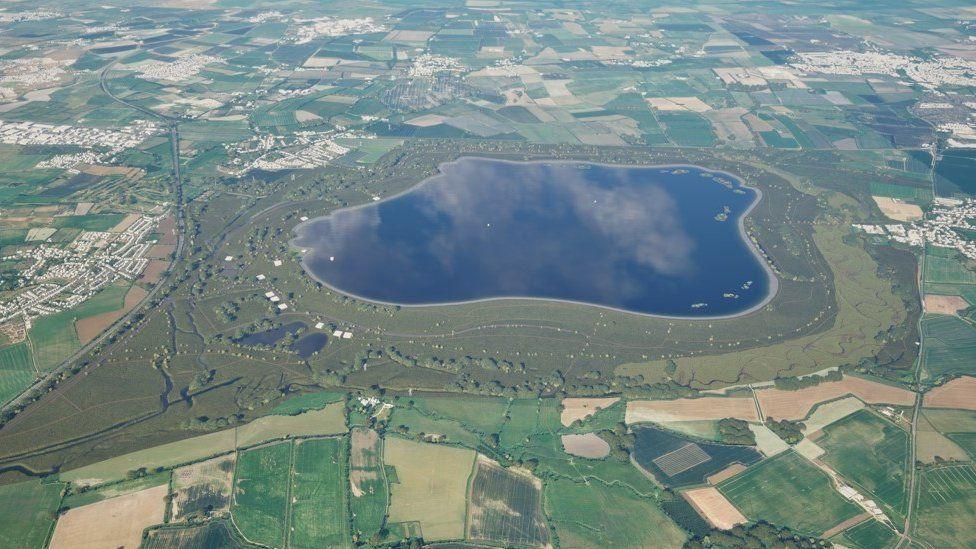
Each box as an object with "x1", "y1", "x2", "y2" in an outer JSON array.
[
  {"x1": 232, "y1": 442, "x2": 291, "y2": 548},
  {"x1": 289, "y1": 438, "x2": 349, "y2": 548},
  {"x1": 349, "y1": 428, "x2": 388, "y2": 540},
  {"x1": 545, "y1": 477, "x2": 686, "y2": 547},
  {"x1": 818, "y1": 410, "x2": 909, "y2": 516},
  {"x1": 0, "y1": 478, "x2": 62, "y2": 549},
  {"x1": 718, "y1": 451, "x2": 863, "y2": 535},
  {"x1": 924, "y1": 249, "x2": 976, "y2": 286},
  {"x1": 920, "y1": 315, "x2": 976, "y2": 378},
  {"x1": 831, "y1": 519, "x2": 899, "y2": 549},
  {"x1": 0, "y1": 341, "x2": 35, "y2": 405},
  {"x1": 28, "y1": 281, "x2": 129, "y2": 371},
  {"x1": 914, "y1": 465, "x2": 976, "y2": 547}
]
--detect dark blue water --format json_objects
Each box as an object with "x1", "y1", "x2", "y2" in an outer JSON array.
[
  {"x1": 293, "y1": 158, "x2": 772, "y2": 317},
  {"x1": 237, "y1": 322, "x2": 306, "y2": 346},
  {"x1": 290, "y1": 333, "x2": 328, "y2": 358}
]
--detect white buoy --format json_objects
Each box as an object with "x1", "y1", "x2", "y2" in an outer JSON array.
[{"x1": 329, "y1": 256, "x2": 335, "y2": 261}]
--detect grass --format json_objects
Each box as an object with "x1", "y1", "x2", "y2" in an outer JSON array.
[
  {"x1": 61, "y1": 471, "x2": 169, "y2": 510},
  {"x1": 289, "y1": 438, "x2": 350, "y2": 548},
  {"x1": 545, "y1": 477, "x2": 686, "y2": 547},
  {"x1": 818, "y1": 410, "x2": 909, "y2": 518},
  {"x1": 384, "y1": 436, "x2": 475, "y2": 541},
  {"x1": 269, "y1": 391, "x2": 345, "y2": 415},
  {"x1": 388, "y1": 406, "x2": 482, "y2": 449},
  {"x1": 0, "y1": 342, "x2": 35, "y2": 405},
  {"x1": 619, "y1": 221, "x2": 904, "y2": 387},
  {"x1": 913, "y1": 464, "x2": 976, "y2": 547},
  {"x1": 408, "y1": 395, "x2": 510, "y2": 434},
  {"x1": 232, "y1": 441, "x2": 291, "y2": 548},
  {"x1": 718, "y1": 451, "x2": 863, "y2": 536},
  {"x1": 0, "y1": 478, "x2": 63, "y2": 549}
]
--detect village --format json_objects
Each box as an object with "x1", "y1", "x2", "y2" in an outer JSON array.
[{"x1": 0, "y1": 213, "x2": 162, "y2": 329}]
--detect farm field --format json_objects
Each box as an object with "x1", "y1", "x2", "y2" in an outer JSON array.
[
  {"x1": 143, "y1": 520, "x2": 251, "y2": 549},
  {"x1": 913, "y1": 464, "x2": 976, "y2": 547},
  {"x1": 48, "y1": 483, "x2": 168, "y2": 549},
  {"x1": 349, "y1": 428, "x2": 387, "y2": 540},
  {"x1": 754, "y1": 375, "x2": 915, "y2": 420},
  {"x1": 0, "y1": 478, "x2": 62, "y2": 549},
  {"x1": 384, "y1": 436, "x2": 475, "y2": 541},
  {"x1": 466, "y1": 456, "x2": 549, "y2": 547},
  {"x1": 231, "y1": 441, "x2": 292, "y2": 548},
  {"x1": 817, "y1": 410, "x2": 910, "y2": 517},
  {"x1": 632, "y1": 425, "x2": 762, "y2": 487},
  {"x1": 0, "y1": 341, "x2": 35, "y2": 406},
  {"x1": 919, "y1": 315, "x2": 976, "y2": 379},
  {"x1": 831, "y1": 518, "x2": 899, "y2": 549},
  {"x1": 561, "y1": 397, "x2": 620, "y2": 426},
  {"x1": 170, "y1": 455, "x2": 236, "y2": 522},
  {"x1": 545, "y1": 477, "x2": 687, "y2": 547},
  {"x1": 718, "y1": 451, "x2": 863, "y2": 536},
  {"x1": 681, "y1": 486, "x2": 747, "y2": 530},
  {"x1": 924, "y1": 376, "x2": 976, "y2": 410},
  {"x1": 625, "y1": 396, "x2": 759, "y2": 424},
  {"x1": 289, "y1": 438, "x2": 350, "y2": 548}
]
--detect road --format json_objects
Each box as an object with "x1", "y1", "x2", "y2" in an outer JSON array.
[{"x1": 0, "y1": 64, "x2": 187, "y2": 414}]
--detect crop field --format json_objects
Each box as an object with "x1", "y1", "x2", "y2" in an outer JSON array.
[
  {"x1": 545, "y1": 477, "x2": 687, "y2": 547},
  {"x1": 625, "y1": 396, "x2": 759, "y2": 424},
  {"x1": 0, "y1": 341, "x2": 35, "y2": 405},
  {"x1": 818, "y1": 410, "x2": 909, "y2": 516},
  {"x1": 144, "y1": 520, "x2": 250, "y2": 549},
  {"x1": 831, "y1": 518, "x2": 899, "y2": 549},
  {"x1": 289, "y1": 438, "x2": 350, "y2": 548},
  {"x1": 385, "y1": 436, "x2": 475, "y2": 541},
  {"x1": 718, "y1": 451, "x2": 863, "y2": 535},
  {"x1": 49, "y1": 483, "x2": 168, "y2": 549},
  {"x1": 755, "y1": 375, "x2": 915, "y2": 421},
  {"x1": 349, "y1": 428, "x2": 387, "y2": 539},
  {"x1": 170, "y1": 455, "x2": 236, "y2": 522},
  {"x1": 632, "y1": 425, "x2": 762, "y2": 487},
  {"x1": 561, "y1": 397, "x2": 620, "y2": 426},
  {"x1": 920, "y1": 315, "x2": 976, "y2": 378},
  {"x1": 913, "y1": 465, "x2": 976, "y2": 547},
  {"x1": 466, "y1": 456, "x2": 549, "y2": 547},
  {"x1": 681, "y1": 487, "x2": 747, "y2": 530},
  {"x1": 924, "y1": 376, "x2": 976, "y2": 410},
  {"x1": 232, "y1": 442, "x2": 292, "y2": 548},
  {"x1": 0, "y1": 478, "x2": 62, "y2": 549}
]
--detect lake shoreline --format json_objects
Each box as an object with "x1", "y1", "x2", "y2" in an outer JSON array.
[{"x1": 290, "y1": 157, "x2": 780, "y2": 321}]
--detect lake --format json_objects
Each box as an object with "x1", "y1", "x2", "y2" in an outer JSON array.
[{"x1": 292, "y1": 157, "x2": 774, "y2": 317}]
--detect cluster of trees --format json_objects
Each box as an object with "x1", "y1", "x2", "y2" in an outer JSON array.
[
  {"x1": 597, "y1": 422, "x2": 637, "y2": 462},
  {"x1": 773, "y1": 370, "x2": 842, "y2": 391},
  {"x1": 765, "y1": 418, "x2": 806, "y2": 445},
  {"x1": 685, "y1": 521, "x2": 830, "y2": 548},
  {"x1": 718, "y1": 418, "x2": 756, "y2": 445}
]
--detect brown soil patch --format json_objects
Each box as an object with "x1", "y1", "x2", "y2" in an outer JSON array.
[
  {"x1": 822, "y1": 512, "x2": 871, "y2": 538},
  {"x1": 924, "y1": 294, "x2": 969, "y2": 315},
  {"x1": 137, "y1": 259, "x2": 170, "y2": 285},
  {"x1": 626, "y1": 397, "x2": 759, "y2": 424},
  {"x1": 561, "y1": 397, "x2": 620, "y2": 426},
  {"x1": 924, "y1": 376, "x2": 976, "y2": 410},
  {"x1": 49, "y1": 483, "x2": 168, "y2": 549},
  {"x1": 682, "y1": 487, "x2": 747, "y2": 530},
  {"x1": 872, "y1": 196, "x2": 923, "y2": 222},
  {"x1": 157, "y1": 215, "x2": 178, "y2": 245},
  {"x1": 109, "y1": 213, "x2": 142, "y2": 233},
  {"x1": 706, "y1": 463, "x2": 747, "y2": 485},
  {"x1": 561, "y1": 433, "x2": 610, "y2": 458},
  {"x1": 75, "y1": 285, "x2": 148, "y2": 344},
  {"x1": 171, "y1": 455, "x2": 235, "y2": 521},
  {"x1": 148, "y1": 244, "x2": 176, "y2": 260},
  {"x1": 755, "y1": 375, "x2": 915, "y2": 421},
  {"x1": 79, "y1": 165, "x2": 142, "y2": 178},
  {"x1": 350, "y1": 427, "x2": 380, "y2": 468}
]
